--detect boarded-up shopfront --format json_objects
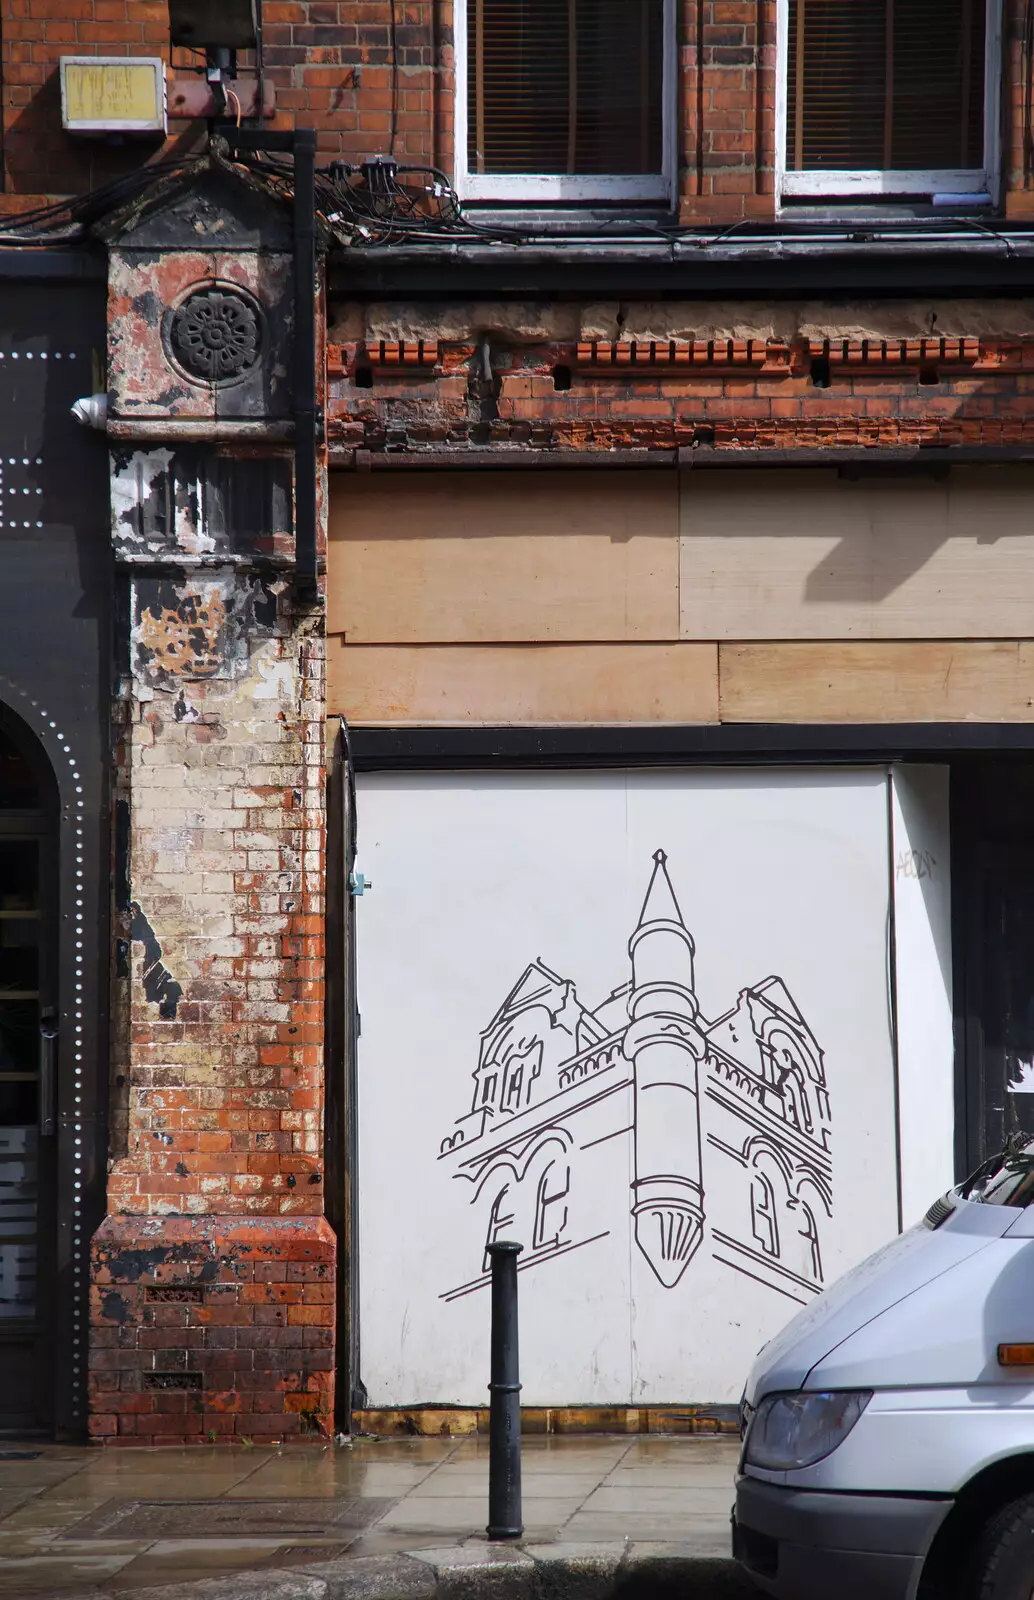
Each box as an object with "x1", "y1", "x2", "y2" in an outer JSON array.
[{"x1": 325, "y1": 466, "x2": 988, "y2": 1413}]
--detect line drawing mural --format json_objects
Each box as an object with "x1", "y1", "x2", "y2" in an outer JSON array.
[{"x1": 438, "y1": 851, "x2": 833, "y2": 1305}]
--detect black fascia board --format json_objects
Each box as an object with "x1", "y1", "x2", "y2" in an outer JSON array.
[
  {"x1": 329, "y1": 240, "x2": 1034, "y2": 299},
  {"x1": 349, "y1": 724, "x2": 1034, "y2": 771},
  {"x1": 0, "y1": 248, "x2": 105, "y2": 281}
]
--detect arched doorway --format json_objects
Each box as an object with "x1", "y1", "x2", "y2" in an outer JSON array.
[{"x1": 0, "y1": 722, "x2": 58, "y2": 1433}]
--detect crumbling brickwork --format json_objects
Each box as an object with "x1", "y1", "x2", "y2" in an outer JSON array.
[
  {"x1": 83, "y1": 158, "x2": 334, "y2": 1444},
  {"x1": 90, "y1": 1217, "x2": 335, "y2": 1443},
  {"x1": 324, "y1": 301, "x2": 1034, "y2": 458},
  {"x1": 89, "y1": 556, "x2": 331, "y2": 1442}
]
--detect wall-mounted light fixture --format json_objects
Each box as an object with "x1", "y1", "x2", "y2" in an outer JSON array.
[
  {"x1": 60, "y1": 57, "x2": 167, "y2": 136},
  {"x1": 168, "y1": 0, "x2": 259, "y2": 49}
]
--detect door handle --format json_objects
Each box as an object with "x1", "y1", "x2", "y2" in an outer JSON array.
[{"x1": 39, "y1": 1012, "x2": 58, "y2": 1137}]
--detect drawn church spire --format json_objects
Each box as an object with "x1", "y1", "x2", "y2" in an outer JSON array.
[{"x1": 624, "y1": 850, "x2": 708, "y2": 1288}]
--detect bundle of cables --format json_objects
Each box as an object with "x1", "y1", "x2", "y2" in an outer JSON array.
[
  {"x1": 0, "y1": 138, "x2": 1008, "y2": 258},
  {"x1": 228, "y1": 145, "x2": 517, "y2": 248},
  {"x1": 228, "y1": 144, "x2": 691, "y2": 248},
  {"x1": 0, "y1": 158, "x2": 196, "y2": 248}
]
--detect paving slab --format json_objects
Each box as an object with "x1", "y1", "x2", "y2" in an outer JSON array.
[{"x1": 0, "y1": 1435, "x2": 751, "y2": 1600}]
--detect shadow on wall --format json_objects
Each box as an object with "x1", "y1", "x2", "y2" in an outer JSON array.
[{"x1": 679, "y1": 463, "x2": 1034, "y2": 611}]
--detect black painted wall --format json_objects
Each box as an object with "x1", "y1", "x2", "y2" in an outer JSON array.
[{"x1": 0, "y1": 274, "x2": 110, "y2": 1436}]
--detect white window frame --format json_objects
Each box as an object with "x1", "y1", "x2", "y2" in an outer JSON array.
[
  {"x1": 454, "y1": 0, "x2": 677, "y2": 204},
  {"x1": 775, "y1": 0, "x2": 1002, "y2": 203}
]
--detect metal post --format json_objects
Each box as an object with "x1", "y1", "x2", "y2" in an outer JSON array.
[{"x1": 486, "y1": 1240, "x2": 523, "y2": 1540}]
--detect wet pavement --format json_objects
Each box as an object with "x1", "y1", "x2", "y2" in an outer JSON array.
[{"x1": 0, "y1": 1434, "x2": 741, "y2": 1595}]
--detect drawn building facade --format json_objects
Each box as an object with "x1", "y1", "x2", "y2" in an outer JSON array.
[{"x1": 439, "y1": 851, "x2": 832, "y2": 1308}]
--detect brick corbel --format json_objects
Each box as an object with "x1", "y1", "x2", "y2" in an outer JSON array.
[{"x1": 574, "y1": 338, "x2": 795, "y2": 375}]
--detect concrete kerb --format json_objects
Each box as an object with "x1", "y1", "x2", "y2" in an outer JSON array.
[{"x1": 1, "y1": 1549, "x2": 759, "y2": 1600}]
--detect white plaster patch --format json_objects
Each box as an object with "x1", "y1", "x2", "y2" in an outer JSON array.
[
  {"x1": 253, "y1": 652, "x2": 295, "y2": 702},
  {"x1": 112, "y1": 447, "x2": 174, "y2": 550}
]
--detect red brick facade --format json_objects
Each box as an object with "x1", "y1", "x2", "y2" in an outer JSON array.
[
  {"x1": 324, "y1": 330, "x2": 1034, "y2": 458},
  {"x1": 90, "y1": 1217, "x2": 335, "y2": 1443},
  {"x1": 2, "y1": 1, "x2": 1032, "y2": 219},
  {"x1": 88, "y1": 562, "x2": 332, "y2": 1443},
  {"x1": 78, "y1": 164, "x2": 334, "y2": 1445}
]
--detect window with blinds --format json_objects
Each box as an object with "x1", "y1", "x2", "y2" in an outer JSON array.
[
  {"x1": 461, "y1": 0, "x2": 668, "y2": 198},
  {"x1": 785, "y1": 0, "x2": 989, "y2": 190}
]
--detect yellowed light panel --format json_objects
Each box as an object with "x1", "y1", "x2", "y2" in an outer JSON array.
[{"x1": 61, "y1": 58, "x2": 166, "y2": 132}]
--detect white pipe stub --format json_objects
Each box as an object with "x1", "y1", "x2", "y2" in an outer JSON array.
[{"x1": 70, "y1": 393, "x2": 108, "y2": 429}]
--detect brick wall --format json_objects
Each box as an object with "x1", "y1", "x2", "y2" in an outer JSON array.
[
  {"x1": 89, "y1": 431, "x2": 333, "y2": 1439},
  {"x1": 324, "y1": 311, "x2": 1034, "y2": 457},
  {"x1": 679, "y1": 0, "x2": 777, "y2": 222},
  {"x1": 1, "y1": 0, "x2": 194, "y2": 194},
  {"x1": 0, "y1": 0, "x2": 452, "y2": 195},
  {"x1": 2, "y1": 1, "x2": 1028, "y2": 221},
  {"x1": 90, "y1": 1217, "x2": 336, "y2": 1443}
]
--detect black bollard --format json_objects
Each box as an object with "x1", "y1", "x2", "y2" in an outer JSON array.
[{"x1": 486, "y1": 1239, "x2": 523, "y2": 1540}]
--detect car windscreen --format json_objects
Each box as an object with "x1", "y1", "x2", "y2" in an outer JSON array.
[{"x1": 960, "y1": 1143, "x2": 1034, "y2": 1207}]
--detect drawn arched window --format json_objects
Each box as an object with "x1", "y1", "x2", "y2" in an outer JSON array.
[
  {"x1": 499, "y1": 1038, "x2": 544, "y2": 1115},
  {"x1": 798, "y1": 1202, "x2": 823, "y2": 1282},
  {"x1": 504, "y1": 1063, "x2": 524, "y2": 1112},
  {"x1": 750, "y1": 1172, "x2": 779, "y2": 1258},
  {"x1": 533, "y1": 1157, "x2": 570, "y2": 1251},
  {"x1": 482, "y1": 1184, "x2": 517, "y2": 1272},
  {"x1": 780, "y1": 1063, "x2": 814, "y2": 1135},
  {"x1": 480, "y1": 1073, "x2": 498, "y2": 1107}
]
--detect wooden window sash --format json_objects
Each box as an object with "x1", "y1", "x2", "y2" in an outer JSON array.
[
  {"x1": 463, "y1": 0, "x2": 667, "y2": 187},
  {"x1": 475, "y1": 0, "x2": 485, "y2": 174},
  {"x1": 785, "y1": 0, "x2": 989, "y2": 182}
]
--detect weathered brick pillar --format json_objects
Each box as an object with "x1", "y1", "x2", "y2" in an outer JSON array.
[{"x1": 88, "y1": 162, "x2": 334, "y2": 1444}]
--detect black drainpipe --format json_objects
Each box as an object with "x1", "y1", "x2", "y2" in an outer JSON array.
[
  {"x1": 222, "y1": 125, "x2": 320, "y2": 600},
  {"x1": 292, "y1": 126, "x2": 319, "y2": 601}
]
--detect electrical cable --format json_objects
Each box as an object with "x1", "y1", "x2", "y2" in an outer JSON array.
[
  {"x1": 1025, "y1": 0, "x2": 1034, "y2": 182},
  {"x1": 2, "y1": 136, "x2": 1027, "y2": 258},
  {"x1": 0, "y1": 158, "x2": 193, "y2": 246},
  {"x1": 388, "y1": 0, "x2": 399, "y2": 157}
]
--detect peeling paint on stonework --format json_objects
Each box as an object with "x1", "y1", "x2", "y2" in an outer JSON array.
[
  {"x1": 112, "y1": 448, "x2": 218, "y2": 559},
  {"x1": 112, "y1": 447, "x2": 175, "y2": 558},
  {"x1": 101, "y1": 1290, "x2": 131, "y2": 1324},
  {"x1": 131, "y1": 574, "x2": 281, "y2": 688},
  {"x1": 253, "y1": 653, "x2": 295, "y2": 702},
  {"x1": 173, "y1": 689, "x2": 200, "y2": 722},
  {"x1": 134, "y1": 580, "x2": 228, "y2": 681},
  {"x1": 130, "y1": 901, "x2": 184, "y2": 1020},
  {"x1": 131, "y1": 289, "x2": 164, "y2": 325}
]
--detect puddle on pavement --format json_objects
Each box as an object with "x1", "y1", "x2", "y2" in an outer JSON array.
[{"x1": 60, "y1": 1496, "x2": 396, "y2": 1541}]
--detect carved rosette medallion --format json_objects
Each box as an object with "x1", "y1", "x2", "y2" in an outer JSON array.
[{"x1": 167, "y1": 287, "x2": 263, "y2": 384}]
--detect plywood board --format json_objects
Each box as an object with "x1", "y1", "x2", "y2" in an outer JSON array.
[
  {"x1": 355, "y1": 769, "x2": 897, "y2": 1404},
  {"x1": 681, "y1": 468, "x2": 1034, "y2": 641},
  {"x1": 720, "y1": 641, "x2": 1034, "y2": 722},
  {"x1": 328, "y1": 471, "x2": 680, "y2": 643},
  {"x1": 327, "y1": 641, "x2": 719, "y2": 724}
]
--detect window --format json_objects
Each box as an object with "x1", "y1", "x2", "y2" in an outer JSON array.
[
  {"x1": 482, "y1": 1185, "x2": 517, "y2": 1270},
  {"x1": 797, "y1": 1202, "x2": 823, "y2": 1282},
  {"x1": 533, "y1": 1156, "x2": 570, "y2": 1250},
  {"x1": 781, "y1": 0, "x2": 999, "y2": 199},
  {"x1": 455, "y1": 0, "x2": 675, "y2": 203},
  {"x1": 750, "y1": 1173, "x2": 779, "y2": 1258}
]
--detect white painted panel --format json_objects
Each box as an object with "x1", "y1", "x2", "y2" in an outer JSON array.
[
  {"x1": 356, "y1": 769, "x2": 899, "y2": 1405},
  {"x1": 892, "y1": 767, "x2": 955, "y2": 1228}
]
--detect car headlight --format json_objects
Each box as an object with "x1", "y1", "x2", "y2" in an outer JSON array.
[{"x1": 744, "y1": 1390, "x2": 872, "y2": 1471}]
